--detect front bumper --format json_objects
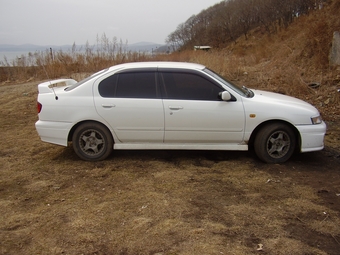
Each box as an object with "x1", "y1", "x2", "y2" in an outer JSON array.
[{"x1": 296, "y1": 121, "x2": 327, "y2": 153}]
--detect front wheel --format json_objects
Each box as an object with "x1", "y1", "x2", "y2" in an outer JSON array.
[
  {"x1": 72, "y1": 122, "x2": 113, "y2": 161},
  {"x1": 254, "y1": 123, "x2": 296, "y2": 163}
]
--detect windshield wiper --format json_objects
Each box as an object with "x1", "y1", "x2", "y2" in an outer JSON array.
[{"x1": 242, "y1": 86, "x2": 252, "y2": 97}]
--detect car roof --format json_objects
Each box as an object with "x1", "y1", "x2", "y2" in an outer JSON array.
[{"x1": 107, "y1": 61, "x2": 206, "y2": 72}]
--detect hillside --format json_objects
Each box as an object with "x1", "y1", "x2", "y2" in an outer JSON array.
[
  {"x1": 163, "y1": 0, "x2": 339, "y2": 122},
  {"x1": 224, "y1": 0, "x2": 340, "y2": 122}
]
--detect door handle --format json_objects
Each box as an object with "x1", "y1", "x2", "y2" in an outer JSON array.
[
  {"x1": 169, "y1": 106, "x2": 183, "y2": 110},
  {"x1": 101, "y1": 104, "x2": 115, "y2": 108}
]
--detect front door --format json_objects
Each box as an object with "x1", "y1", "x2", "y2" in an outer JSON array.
[{"x1": 160, "y1": 71, "x2": 245, "y2": 143}]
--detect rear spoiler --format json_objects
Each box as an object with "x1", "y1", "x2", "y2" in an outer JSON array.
[{"x1": 38, "y1": 79, "x2": 77, "y2": 93}]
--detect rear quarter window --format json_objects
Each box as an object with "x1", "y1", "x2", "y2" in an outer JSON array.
[{"x1": 98, "y1": 74, "x2": 118, "y2": 97}]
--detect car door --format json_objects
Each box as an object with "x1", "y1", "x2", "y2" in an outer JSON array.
[
  {"x1": 93, "y1": 70, "x2": 164, "y2": 143},
  {"x1": 160, "y1": 70, "x2": 245, "y2": 144}
]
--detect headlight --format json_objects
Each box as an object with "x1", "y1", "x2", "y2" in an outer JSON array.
[{"x1": 311, "y1": 115, "x2": 322, "y2": 124}]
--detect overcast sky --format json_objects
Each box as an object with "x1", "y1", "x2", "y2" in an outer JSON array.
[{"x1": 0, "y1": 0, "x2": 221, "y2": 46}]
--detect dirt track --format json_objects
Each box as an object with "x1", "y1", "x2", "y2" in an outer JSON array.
[{"x1": 0, "y1": 82, "x2": 340, "y2": 254}]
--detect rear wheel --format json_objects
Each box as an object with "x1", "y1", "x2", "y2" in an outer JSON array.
[
  {"x1": 254, "y1": 123, "x2": 296, "y2": 163},
  {"x1": 72, "y1": 122, "x2": 113, "y2": 161}
]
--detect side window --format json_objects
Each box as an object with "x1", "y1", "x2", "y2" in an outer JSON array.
[
  {"x1": 116, "y1": 72, "x2": 157, "y2": 98},
  {"x1": 98, "y1": 74, "x2": 118, "y2": 97},
  {"x1": 161, "y1": 72, "x2": 222, "y2": 100},
  {"x1": 98, "y1": 72, "x2": 157, "y2": 98}
]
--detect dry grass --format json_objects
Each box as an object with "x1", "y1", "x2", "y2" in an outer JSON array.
[{"x1": 0, "y1": 82, "x2": 340, "y2": 254}]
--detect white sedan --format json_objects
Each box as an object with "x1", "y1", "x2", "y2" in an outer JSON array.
[{"x1": 35, "y1": 62, "x2": 326, "y2": 163}]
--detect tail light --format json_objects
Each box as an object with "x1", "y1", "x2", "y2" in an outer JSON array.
[{"x1": 37, "y1": 102, "x2": 42, "y2": 113}]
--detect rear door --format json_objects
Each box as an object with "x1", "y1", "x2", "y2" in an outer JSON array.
[
  {"x1": 159, "y1": 70, "x2": 245, "y2": 144},
  {"x1": 93, "y1": 69, "x2": 164, "y2": 143}
]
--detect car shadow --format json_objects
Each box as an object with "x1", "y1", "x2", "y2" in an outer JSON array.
[{"x1": 51, "y1": 144, "x2": 339, "y2": 169}]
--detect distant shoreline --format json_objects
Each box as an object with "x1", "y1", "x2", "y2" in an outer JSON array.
[
  {"x1": 0, "y1": 51, "x2": 34, "y2": 63},
  {"x1": 0, "y1": 42, "x2": 167, "y2": 65}
]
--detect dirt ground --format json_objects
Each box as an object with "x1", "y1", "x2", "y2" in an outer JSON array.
[{"x1": 0, "y1": 82, "x2": 340, "y2": 255}]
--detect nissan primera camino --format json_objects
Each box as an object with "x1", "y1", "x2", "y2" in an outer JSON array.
[{"x1": 35, "y1": 62, "x2": 326, "y2": 163}]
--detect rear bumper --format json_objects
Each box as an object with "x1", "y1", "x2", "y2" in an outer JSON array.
[
  {"x1": 35, "y1": 120, "x2": 72, "y2": 146},
  {"x1": 296, "y1": 121, "x2": 327, "y2": 153}
]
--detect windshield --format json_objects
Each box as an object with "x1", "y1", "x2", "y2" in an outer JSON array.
[
  {"x1": 65, "y1": 68, "x2": 109, "y2": 91},
  {"x1": 203, "y1": 68, "x2": 253, "y2": 98}
]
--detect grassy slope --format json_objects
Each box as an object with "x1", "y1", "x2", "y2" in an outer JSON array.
[{"x1": 169, "y1": 0, "x2": 340, "y2": 122}]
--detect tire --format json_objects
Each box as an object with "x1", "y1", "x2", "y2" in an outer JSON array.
[
  {"x1": 72, "y1": 122, "x2": 113, "y2": 161},
  {"x1": 254, "y1": 123, "x2": 296, "y2": 163}
]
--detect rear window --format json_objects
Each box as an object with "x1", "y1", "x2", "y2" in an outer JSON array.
[{"x1": 65, "y1": 68, "x2": 108, "y2": 91}]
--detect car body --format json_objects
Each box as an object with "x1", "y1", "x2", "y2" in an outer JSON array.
[{"x1": 35, "y1": 61, "x2": 326, "y2": 163}]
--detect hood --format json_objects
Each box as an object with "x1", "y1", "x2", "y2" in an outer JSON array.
[
  {"x1": 252, "y1": 90, "x2": 318, "y2": 111},
  {"x1": 253, "y1": 89, "x2": 309, "y2": 105}
]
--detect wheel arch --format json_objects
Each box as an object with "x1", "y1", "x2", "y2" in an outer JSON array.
[
  {"x1": 67, "y1": 120, "x2": 114, "y2": 144},
  {"x1": 248, "y1": 120, "x2": 301, "y2": 152}
]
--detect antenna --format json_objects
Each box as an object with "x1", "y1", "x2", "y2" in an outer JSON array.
[{"x1": 42, "y1": 63, "x2": 58, "y2": 100}]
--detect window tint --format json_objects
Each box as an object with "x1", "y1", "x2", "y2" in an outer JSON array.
[
  {"x1": 98, "y1": 74, "x2": 118, "y2": 97},
  {"x1": 161, "y1": 72, "x2": 222, "y2": 100},
  {"x1": 98, "y1": 72, "x2": 158, "y2": 98}
]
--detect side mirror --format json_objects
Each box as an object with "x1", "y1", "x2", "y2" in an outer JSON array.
[{"x1": 220, "y1": 91, "x2": 232, "y2": 101}]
